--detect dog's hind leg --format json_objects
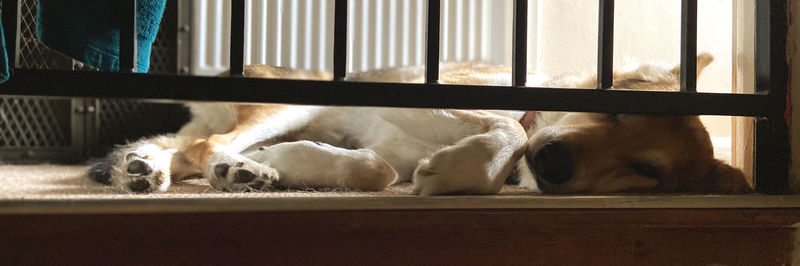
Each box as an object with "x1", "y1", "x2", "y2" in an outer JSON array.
[
  {"x1": 211, "y1": 140, "x2": 397, "y2": 192},
  {"x1": 382, "y1": 109, "x2": 528, "y2": 195},
  {"x1": 183, "y1": 104, "x2": 322, "y2": 192}
]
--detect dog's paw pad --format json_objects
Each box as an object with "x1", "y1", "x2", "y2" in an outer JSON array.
[
  {"x1": 88, "y1": 158, "x2": 116, "y2": 185},
  {"x1": 233, "y1": 169, "x2": 256, "y2": 183},
  {"x1": 214, "y1": 164, "x2": 230, "y2": 178},
  {"x1": 127, "y1": 178, "x2": 152, "y2": 193},
  {"x1": 125, "y1": 152, "x2": 141, "y2": 161},
  {"x1": 126, "y1": 159, "x2": 152, "y2": 175},
  {"x1": 208, "y1": 156, "x2": 279, "y2": 192}
]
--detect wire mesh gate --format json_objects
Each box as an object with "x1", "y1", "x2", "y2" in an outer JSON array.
[{"x1": 0, "y1": 0, "x2": 188, "y2": 161}]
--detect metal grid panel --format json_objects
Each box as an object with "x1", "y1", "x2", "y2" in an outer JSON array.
[
  {"x1": 147, "y1": 0, "x2": 177, "y2": 74},
  {"x1": 93, "y1": 99, "x2": 189, "y2": 156},
  {"x1": 0, "y1": 0, "x2": 72, "y2": 154},
  {"x1": 0, "y1": 96, "x2": 70, "y2": 148},
  {"x1": 2, "y1": 0, "x2": 184, "y2": 161},
  {"x1": 17, "y1": 0, "x2": 73, "y2": 70}
]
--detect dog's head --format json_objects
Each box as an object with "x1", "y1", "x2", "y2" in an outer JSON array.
[{"x1": 524, "y1": 54, "x2": 750, "y2": 194}]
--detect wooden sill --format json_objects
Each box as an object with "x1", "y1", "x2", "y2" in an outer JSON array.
[
  {"x1": 1, "y1": 194, "x2": 800, "y2": 214},
  {"x1": 2, "y1": 195, "x2": 799, "y2": 264}
]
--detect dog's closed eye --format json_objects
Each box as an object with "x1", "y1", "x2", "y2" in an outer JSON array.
[{"x1": 629, "y1": 162, "x2": 660, "y2": 179}]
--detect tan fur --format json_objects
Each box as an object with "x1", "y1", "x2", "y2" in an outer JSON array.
[
  {"x1": 244, "y1": 65, "x2": 333, "y2": 80},
  {"x1": 183, "y1": 104, "x2": 288, "y2": 173}
]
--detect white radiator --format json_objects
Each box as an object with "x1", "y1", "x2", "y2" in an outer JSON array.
[{"x1": 191, "y1": 0, "x2": 514, "y2": 76}]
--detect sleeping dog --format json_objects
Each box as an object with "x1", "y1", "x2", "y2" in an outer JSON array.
[{"x1": 89, "y1": 53, "x2": 750, "y2": 194}]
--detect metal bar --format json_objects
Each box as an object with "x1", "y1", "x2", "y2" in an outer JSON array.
[
  {"x1": 333, "y1": 0, "x2": 347, "y2": 80},
  {"x1": 1, "y1": 0, "x2": 18, "y2": 69},
  {"x1": 229, "y1": 0, "x2": 245, "y2": 76},
  {"x1": 753, "y1": 0, "x2": 789, "y2": 194},
  {"x1": 425, "y1": 0, "x2": 440, "y2": 84},
  {"x1": 680, "y1": 0, "x2": 697, "y2": 92},
  {"x1": 597, "y1": 0, "x2": 614, "y2": 89},
  {"x1": 512, "y1": 0, "x2": 528, "y2": 87},
  {"x1": 177, "y1": 0, "x2": 192, "y2": 75},
  {"x1": 0, "y1": 69, "x2": 774, "y2": 117},
  {"x1": 119, "y1": 0, "x2": 138, "y2": 73}
]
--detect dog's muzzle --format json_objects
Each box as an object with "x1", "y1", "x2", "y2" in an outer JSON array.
[{"x1": 528, "y1": 141, "x2": 574, "y2": 184}]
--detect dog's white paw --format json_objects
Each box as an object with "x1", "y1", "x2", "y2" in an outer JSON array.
[
  {"x1": 411, "y1": 137, "x2": 495, "y2": 195},
  {"x1": 89, "y1": 144, "x2": 176, "y2": 193},
  {"x1": 206, "y1": 152, "x2": 279, "y2": 192}
]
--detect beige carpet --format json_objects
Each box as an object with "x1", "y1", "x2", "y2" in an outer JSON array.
[{"x1": 0, "y1": 164, "x2": 535, "y2": 200}]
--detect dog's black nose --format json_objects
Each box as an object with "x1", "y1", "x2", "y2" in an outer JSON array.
[
  {"x1": 127, "y1": 160, "x2": 152, "y2": 175},
  {"x1": 529, "y1": 141, "x2": 574, "y2": 184}
]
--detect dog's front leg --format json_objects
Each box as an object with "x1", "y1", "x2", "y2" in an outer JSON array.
[
  {"x1": 210, "y1": 141, "x2": 398, "y2": 191},
  {"x1": 399, "y1": 110, "x2": 528, "y2": 195},
  {"x1": 184, "y1": 105, "x2": 322, "y2": 192}
]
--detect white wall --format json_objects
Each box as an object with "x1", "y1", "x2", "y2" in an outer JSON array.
[{"x1": 530, "y1": 0, "x2": 734, "y2": 162}]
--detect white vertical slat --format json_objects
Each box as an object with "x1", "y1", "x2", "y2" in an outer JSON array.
[
  {"x1": 275, "y1": 0, "x2": 285, "y2": 65},
  {"x1": 288, "y1": 0, "x2": 298, "y2": 67},
  {"x1": 323, "y1": 0, "x2": 334, "y2": 71},
  {"x1": 218, "y1": 0, "x2": 230, "y2": 68},
  {"x1": 480, "y1": 0, "x2": 490, "y2": 61},
  {"x1": 441, "y1": 0, "x2": 449, "y2": 61},
  {"x1": 295, "y1": 0, "x2": 306, "y2": 68},
  {"x1": 303, "y1": 0, "x2": 313, "y2": 69},
  {"x1": 475, "y1": 0, "x2": 483, "y2": 61},
  {"x1": 192, "y1": 0, "x2": 512, "y2": 76},
  {"x1": 348, "y1": 0, "x2": 357, "y2": 72},
  {"x1": 528, "y1": 0, "x2": 539, "y2": 72},
  {"x1": 401, "y1": 0, "x2": 410, "y2": 66},
  {"x1": 374, "y1": 0, "x2": 383, "y2": 68},
  {"x1": 455, "y1": 0, "x2": 463, "y2": 59},
  {"x1": 361, "y1": 0, "x2": 370, "y2": 71},
  {"x1": 281, "y1": 0, "x2": 291, "y2": 66},
  {"x1": 388, "y1": 0, "x2": 397, "y2": 66},
  {"x1": 192, "y1": 0, "x2": 208, "y2": 73},
  {"x1": 415, "y1": 0, "x2": 425, "y2": 65},
  {"x1": 468, "y1": 0, "x2": 477, "y2": 60},
  {"x1": 257, "y1": 0, "x2": 267, "y2": 64},
  {"x1": 244, "y1": 0, "x2": 253, "y2": 65},
  {"x1": 367, "y1": 0, "x2": 377, "y2": 71},
  {"x1": 265, "y1": 0, "x2": 277, "y2": 66},
  {"x1": 210, "y1": 0, "x2": 222, "y2": 68}
]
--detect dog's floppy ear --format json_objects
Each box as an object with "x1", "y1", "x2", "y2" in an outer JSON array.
[
  {"x1": 688, "y1": 160, "x2": 751, "y2": 193},
  {"x1": 671, "y1": 52, "x2": 714, "y2": 78}
]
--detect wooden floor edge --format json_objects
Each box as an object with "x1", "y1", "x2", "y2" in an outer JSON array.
[{"x1": 2, "y1": 194, "x2": 800, "y2": 214}]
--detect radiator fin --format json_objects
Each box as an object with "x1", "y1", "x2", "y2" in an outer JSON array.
[{"x1": 192, "y1": 0, "x2": 512, "y2": 76}]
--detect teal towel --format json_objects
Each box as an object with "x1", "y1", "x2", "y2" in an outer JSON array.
[
  {"x1": 0, "y1": 19, "x2": 10, "y2": 83},
  {"x1": 35, "y1": 0, "x2": 166, "y2": 73}
]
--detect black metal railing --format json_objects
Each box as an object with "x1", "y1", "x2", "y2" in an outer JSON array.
[
  {"x1": 0, "y1": 0, "x2": 790, "y2": 194},
  {"x1": 597, "y1": 0, "x2": 613, "y2": 90}
]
